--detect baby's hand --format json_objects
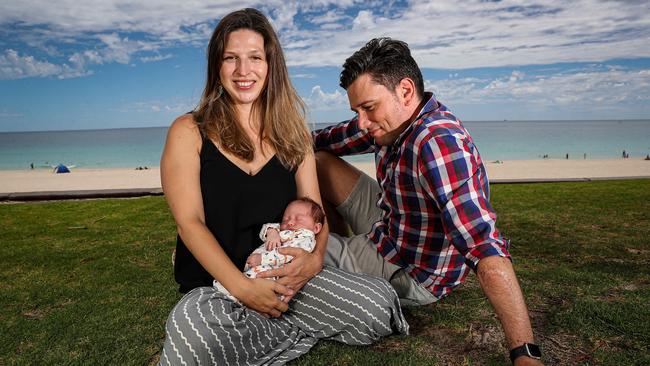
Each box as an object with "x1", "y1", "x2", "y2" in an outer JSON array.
[
  {"x1": 265, "y1": 228, "x2": 282, "y2": 250},
  {"x1": 265, "y1": 239, "x2": 281, "y2": 250},
  {"x1": 246, "y1": 253, "x2": 262, "y2": 267}
]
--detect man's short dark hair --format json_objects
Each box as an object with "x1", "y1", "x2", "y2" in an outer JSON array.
[{"x1": 339, "y1": 37, "x2": 424, "y2": 99}]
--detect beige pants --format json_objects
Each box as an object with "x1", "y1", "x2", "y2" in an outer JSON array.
[{"x1": 323, "y1": 172, "x2": 436, "y2": 306}]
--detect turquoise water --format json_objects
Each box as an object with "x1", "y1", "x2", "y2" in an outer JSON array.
[
  {"x1": 0, "y1": 127, "x2": 167, "y2": 170},
  {"x1": 1, "y1": 120, "x2": 648, "y2": 170}
]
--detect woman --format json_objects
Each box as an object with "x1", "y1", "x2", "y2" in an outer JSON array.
[{"x1": 159, "y1": 8, "x2": 407, "y2": 365}]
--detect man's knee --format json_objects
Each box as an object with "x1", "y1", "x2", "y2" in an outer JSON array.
[
  {"x1": 389, "y1": 271, "x2": 437, "y2": 306},
  {"x1": 314, "y1": 151, "x2": 361, "y2": 207},
  {"x1": 315, "y1": 151, "x2": 346, "y2": 185},
  {"x1": 314, "y1": 149, "x2": 334, "y2": 165},
  {"x1": 314, "y1": 150, "x2": 334, "y2": 171}
]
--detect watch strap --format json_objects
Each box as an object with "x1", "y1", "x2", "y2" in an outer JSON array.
[{"x1": 509, "y1": 343, "x2": 541, "y2": 363}]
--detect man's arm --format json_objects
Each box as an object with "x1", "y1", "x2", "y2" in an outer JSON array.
[
  {"x1": 417, "y1": 130, "x2": 541, "y2": 364},
  {"x1": 312, "y1": 117, "x2": 376, "y2": 155},
  {"x1": 477, "y1": 256, "x2": 542, "y2": 366}
]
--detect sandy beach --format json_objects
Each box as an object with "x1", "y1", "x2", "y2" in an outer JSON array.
[{"x1": 1, "y1": 159, "x2": 649, "y2": 195}]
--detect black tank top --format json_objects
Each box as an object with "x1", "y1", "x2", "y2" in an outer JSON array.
[{"x1": 174, "y1": 137, "x2": 297, "y2": 293}]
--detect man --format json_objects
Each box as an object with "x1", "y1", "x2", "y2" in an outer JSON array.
[{"x1": 313, "y1": 38, "x2": 543, "y2": 365}]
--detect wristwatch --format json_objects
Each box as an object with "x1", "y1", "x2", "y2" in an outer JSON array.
[{"x1": 509, "y1": 343, "x2": 541, "y2": 363}]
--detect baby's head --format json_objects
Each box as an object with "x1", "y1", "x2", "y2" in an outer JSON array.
[{"x1": 280, "y1": 197, "x2": 325, "y2": 234}]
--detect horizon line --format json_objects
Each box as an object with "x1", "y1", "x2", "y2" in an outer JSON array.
[{"x1": 1, "y1": 118, "x2": 649, "y2": 134}]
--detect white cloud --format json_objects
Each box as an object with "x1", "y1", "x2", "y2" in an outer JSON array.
[
  {"x1": 0, "y1": 49, "x2": 90, "y2": 80},
  {"x1": 291, "y1": 73, "x2": 317, "y2": 79},
  {"x1": 0, "y1": 1, "x2": 250, "y2": 79},
  {"x1": 309, "y1": 9, "x2": 347, "y2": 25},
  {"x1": 0, "y1": 49, "x2": 60, "y2": 79},
  {"x1": 304, "y1": 85, "x2": 348, "y2": 110},
  {"x1": 319, "y1": 22, "x2": 344, "y2": 30},
  {"x1": 426, "y1": 67, "x2": 650, "y2": 111},
  {"x1": 116, "y1": 99, "x2": 197, "y2": 114},
  {"x1": 97, "y1": 33, "x2": 140, "y2": 64},
  {"x1": 0, "y1": 109, "x2": 23, "y2": 118},
  {"x1": 2, "y1": 0, "x2": 650, "y2": 77},
  {"x1": 1, "y1": 31, "x2": 169, "y2": 79},
  {"x1": 267, "y1": 2, "x2": 299, "y2": 31},
  {"x1": 0, "y1": 1, "x2": 246, "y2": 38},
  {"x1": 140, "y1": 54, "x2": 173, "y2": 63},
  {"x1": 281, "y1": 0, "x2": 650, "y2": 68},
  {"x1": 352, "y1": 10, "x2": 375, "y2": 30}
]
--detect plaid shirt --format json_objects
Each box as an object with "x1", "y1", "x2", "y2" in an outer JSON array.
[{"x1": 313, "y1": 93, "x2": 510, "y2": 301}]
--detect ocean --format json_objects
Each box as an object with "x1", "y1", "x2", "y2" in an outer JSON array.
[{"x1": 0, "y1": 120, "x2": 648, "y2": 170}]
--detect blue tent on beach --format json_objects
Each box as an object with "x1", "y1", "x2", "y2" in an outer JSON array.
[{"x1": 54, "y1": 164, "x2": 70, "y2": 173}]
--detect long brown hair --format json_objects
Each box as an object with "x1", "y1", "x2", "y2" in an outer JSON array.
[{"x1": 194, "y1": 8, "x2": 311, "y2": 169}]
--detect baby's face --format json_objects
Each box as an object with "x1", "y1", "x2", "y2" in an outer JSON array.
[{"x1": 280, "y1": 202, "x2": 320, "y2": 233}]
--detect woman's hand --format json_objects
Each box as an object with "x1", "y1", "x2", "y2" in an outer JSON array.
[
  {"x1": 231, "y1": 277, "x2": 294, "y2": 318},
  {"x1": 257, "y1": 247, "x2": 323, "y2": 302}
]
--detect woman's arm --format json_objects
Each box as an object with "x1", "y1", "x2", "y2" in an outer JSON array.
[
  {"x1": 162, "y1": 115, "x2": 292, "y2": 316},
  {"x1": 258, "y1": 152, "x2": 327, "y2": 299}
]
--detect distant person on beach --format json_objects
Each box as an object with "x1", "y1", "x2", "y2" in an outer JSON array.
[
  {"x1": 311, "y1": 38, "x2": 542, "y2": 364},
  {"x1": 213, "y1": 197, "x2": 324, "y2": 301},
  {"x1": 158, "y1": 9, "x2": 406, "y2": 365}
]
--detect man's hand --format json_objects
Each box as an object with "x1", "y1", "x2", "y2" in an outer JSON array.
[
  {"x1": 257, "y1": 247, "x2": 323, "y2": 302},
  {"x1": 514, "y1": 356, "x2": 544, "y2": 366}
]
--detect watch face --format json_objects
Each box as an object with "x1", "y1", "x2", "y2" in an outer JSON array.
[{"x1": 526, "y1": 343, "x2": 542, "y2": 358}]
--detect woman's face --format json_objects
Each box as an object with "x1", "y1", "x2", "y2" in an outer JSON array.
[{"x1": 219, "y1": 29, "x2": 268, "y2": 108}]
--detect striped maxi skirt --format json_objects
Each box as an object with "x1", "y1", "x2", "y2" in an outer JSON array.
[{"x1": 159, "y1": 266, "x2": 409, "y2": 365}]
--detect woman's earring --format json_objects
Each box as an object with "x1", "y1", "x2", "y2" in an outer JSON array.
[{"x1": 215, "y1": 84, "x2": 223, "y2": 99}]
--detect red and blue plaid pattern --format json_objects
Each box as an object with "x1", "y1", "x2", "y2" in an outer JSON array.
[{"x1": 313, "y1": 93, "x2": 510, "y2": 301}]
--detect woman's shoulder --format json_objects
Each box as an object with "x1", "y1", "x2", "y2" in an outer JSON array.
[
  {"x1": 167, "y1": 113, "x2": 203, "y2": 149},
  {"x1": 169, "y1": 113, "x2": 201, "y2": 136},
  {"x1": 170, "y1": 113, "x2": 199, "y2": 130}
]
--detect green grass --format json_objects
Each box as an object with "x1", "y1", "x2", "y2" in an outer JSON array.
[{"x1": 1, "y1": 180, "x2": 649, "y2": 365}]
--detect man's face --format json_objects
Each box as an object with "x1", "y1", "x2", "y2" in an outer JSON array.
[{"x1": 346, "y1": 73, "x2": 412, "y2": 146}]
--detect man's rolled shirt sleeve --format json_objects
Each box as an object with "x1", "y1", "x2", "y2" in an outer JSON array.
[
  {"x1": 312, "y1": 118, "x2": 377, "y2": 155},
  {"x1": 417, "y1": 132, "x2": 510, "y2": 271}
]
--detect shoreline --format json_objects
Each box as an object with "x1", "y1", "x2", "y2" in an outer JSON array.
[{"x1": 1, "y1": 158, "x2": 649, "y2": 195}]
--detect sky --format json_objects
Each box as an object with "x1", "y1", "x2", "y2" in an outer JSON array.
[{"x1": 1, "y1": 0, "x2": 650, "y2": 132}]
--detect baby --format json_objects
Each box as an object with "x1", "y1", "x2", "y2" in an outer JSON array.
[{"x1": 213, "y1": 197, "x2": 324, "y2": 301}]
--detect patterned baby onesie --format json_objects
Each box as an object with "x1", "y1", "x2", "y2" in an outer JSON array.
[{"x1": 213, "y1": 223, "x2": 316, "y2": 301}]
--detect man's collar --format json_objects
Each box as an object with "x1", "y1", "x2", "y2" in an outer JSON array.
[
  {"x1": 391, "y1": 92, "x2": 439, "y2": 147},
  {"x1": 416, "y1": 92, "x2": 439, "y2": 119}
]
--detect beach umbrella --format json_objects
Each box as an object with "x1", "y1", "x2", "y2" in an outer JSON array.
[{"x1": 54, "y1": 164, "x2": 70, "y2": 173}]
